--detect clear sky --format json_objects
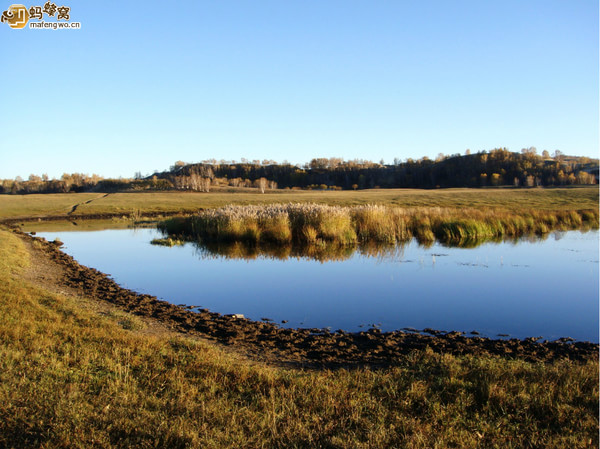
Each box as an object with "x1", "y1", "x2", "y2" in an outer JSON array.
[{"x1": 1, "y1": 0, "x2": 598, "y2": 179}]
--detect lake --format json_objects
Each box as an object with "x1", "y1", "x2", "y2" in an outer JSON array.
[{"x1": 36, "y1": 227, "x2": 599, "y2": 342}]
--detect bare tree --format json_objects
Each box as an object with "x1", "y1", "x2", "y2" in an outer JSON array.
[
  {"x1": 255, "y1": 177, "x2": 267, "y2": 193},
  {"x1": 189, "y1": 173, "x2": 201, "y2": 191}
]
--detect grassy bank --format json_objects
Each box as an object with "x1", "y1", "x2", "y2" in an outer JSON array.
[
  {"x1": 160, "y1": 203, "x2": 599, "y2": 247},
  {"x1": 0, "y1": 228, "x2": 598, "y2": 448},
  {"x1": 1, "y1": 187, "x2": 598, "y2": 220}
]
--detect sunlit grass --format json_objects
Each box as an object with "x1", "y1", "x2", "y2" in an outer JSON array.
[
  {"x1": 161, "y1": 203, "x2": 599, "y2": 247},
  {"x1": 1, "y1": 187, "x2": 598, "y2": 219},
  {"x1": 150, "y1": 237, "x2": 185, "y2": 247}
]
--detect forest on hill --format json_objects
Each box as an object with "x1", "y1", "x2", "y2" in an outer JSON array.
[{"x1": 2, "y1": 148, "x2": 597, "y2": 194}]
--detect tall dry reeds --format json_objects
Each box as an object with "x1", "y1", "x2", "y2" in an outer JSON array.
[{"x1": 159, "y1": 203, "x2": 599, "y2": 247}]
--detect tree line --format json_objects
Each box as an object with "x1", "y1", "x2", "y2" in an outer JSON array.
[
  {"x1": 162, "y1": 148, "x2": 597, "y2": 190},
  {"x1": 1, "y1": 148, "x2": 597, "y2": 194}
]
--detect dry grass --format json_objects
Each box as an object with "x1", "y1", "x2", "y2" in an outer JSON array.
[
  {"x1": 161, "y1": 203, "x2": 599, "y2": 247},
  {"x1": 0, "y1": 192, "x2": 103, "y2": 218},
  {"x1": 1, "y1": 187, "x2": 598, "y2": 219}
]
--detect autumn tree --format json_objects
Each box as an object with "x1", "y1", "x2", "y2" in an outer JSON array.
[{"x1": 256, "y1": 177, "x2": 268, "y2": 193}]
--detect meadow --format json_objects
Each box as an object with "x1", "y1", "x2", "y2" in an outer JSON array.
[
  {"x1": 1, "y1": 186, "x2": 598, "y2": 447},
  {"x1": 0, "y1": 186, "x2": 598, "y2": 220},
  {"x1": 0, "y1": 227, "x2": 598, "y2": 448}
]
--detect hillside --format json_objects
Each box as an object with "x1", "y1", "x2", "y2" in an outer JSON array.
[{"x1": 1, "y1": 150, "x2": 597, "y2": 195}]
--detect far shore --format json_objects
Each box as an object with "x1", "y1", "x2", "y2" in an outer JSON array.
[{"x1": 0, "y1": 186, "x2": 598, "y2": 223}]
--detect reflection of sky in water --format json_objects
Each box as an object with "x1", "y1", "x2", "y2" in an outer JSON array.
[{"x1": 37, "y1": 229, "x2": 599, "y2": 342}]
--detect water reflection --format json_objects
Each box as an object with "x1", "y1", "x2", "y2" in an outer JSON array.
[
  {"x1": 191, "y1": 240, "x2": 408, "y2": 262},
  {"x1": 35, "y1": 227, "x2": 599, "y2": 342},
  {"x1": 181, "y1": 233, "x2": 559, "y2": 262}
]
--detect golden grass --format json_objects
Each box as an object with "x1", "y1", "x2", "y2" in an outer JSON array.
[
  {"x1": 0, "y1": 192, "x2": 103, "y2": 218},
  {"x1": 0, "y1": 228, "x2": 598, "y2": 448},
  {"x1": 1, "y1": 187, "x2": 598, "y2": 219},
  {"x1": 161, "y1": 204, "x2": 599, "y2": 247}
]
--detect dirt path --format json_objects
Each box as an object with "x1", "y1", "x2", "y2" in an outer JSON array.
[
  {"x1": 67, "y1": 193, "x2": 111, "y2": 215},
  {"x1": 14, "y1": 228, "x2": 598, "y2": 369}
]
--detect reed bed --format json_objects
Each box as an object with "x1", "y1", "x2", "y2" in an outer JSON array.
[{"x1": 160, "y1": 204, "x2": 598, "y2": 246}]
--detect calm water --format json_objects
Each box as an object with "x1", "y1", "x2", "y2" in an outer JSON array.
[{"x1": 37, "y1": 228, "x2": 599, "y2": 342}]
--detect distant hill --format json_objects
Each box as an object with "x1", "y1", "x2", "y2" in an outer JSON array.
[
  {"x1": 153, "y1": 149, "x2": 598, "y2": 191},
  {"x1": 1, "y1": 149, "x2": 597, "y2": 194}
]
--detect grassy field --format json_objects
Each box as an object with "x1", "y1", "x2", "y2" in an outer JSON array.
[
  {"x1": 0, "y1": 187, "x2": 598, "y2": 219},
  {"x1": 0, "y1": 192, "x2": 104, "y2": 219},
  {"x1": 0, "y1": 227, "x2": 598, "y2": 448}
]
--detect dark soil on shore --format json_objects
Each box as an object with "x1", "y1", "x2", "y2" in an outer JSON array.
[{"x1": 11, "y1": 227, "x2": 598, "y2": 369}]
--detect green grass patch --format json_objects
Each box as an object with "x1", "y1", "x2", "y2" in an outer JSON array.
[{"x1": 150, "y1": 237, "x2": 185, "y2": 247}]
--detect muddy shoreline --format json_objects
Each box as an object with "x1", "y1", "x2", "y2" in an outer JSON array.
[{"x1": 12, "y1": 228, "x2": 598, "y2": 368}]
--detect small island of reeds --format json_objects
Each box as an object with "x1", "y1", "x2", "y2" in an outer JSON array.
[{"x1": 158, "y1": 203, "x2": 599, "y2": 247}]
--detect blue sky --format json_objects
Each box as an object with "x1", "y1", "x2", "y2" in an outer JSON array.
[{"x1": 1, "y1": 0, "x2": 598, "y2": 179}]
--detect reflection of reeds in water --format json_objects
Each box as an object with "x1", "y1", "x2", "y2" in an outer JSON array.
[
  {"x1": 159, "y1": 203, "x2": 599, "y2": 250},
  {"x1": 357, "y1": 241, "x2": 408, "y2": 261},
  {"x1": 192, "y1": 240, "x2": 409, "y2": 263},
  {"x1": 188, "y1": 231, "x2": 564, "y2": 261}
]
